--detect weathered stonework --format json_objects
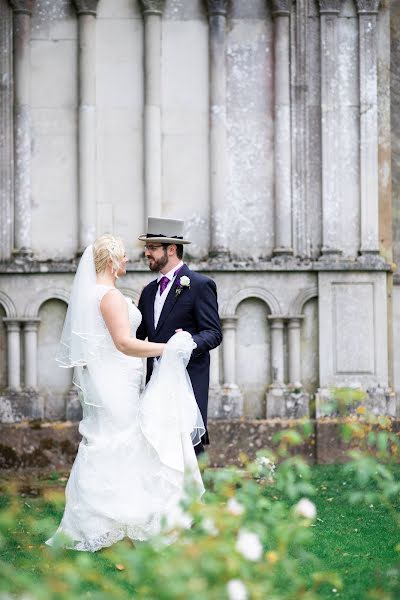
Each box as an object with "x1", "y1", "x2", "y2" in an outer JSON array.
[
  {"x1": 355, "y1": 0, "x2": 380, "y2": 14},
  {"x1": 8, "y1": 0, "x2": 34, "y2": 14},
  {"x1": 0, "y1": 0, "x2": 396, "y2": 445},
  {"x1": 139, "y1": 0, "x2": 165, "y2": 16},
  {"x1": 205, "y1": 0, "x2": 229, "y2": 17},
  {"x1": 72, "y1": 0, "x2": 99, "y2": 16}
]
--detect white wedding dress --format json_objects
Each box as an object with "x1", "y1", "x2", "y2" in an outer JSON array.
[{"x1": 46, "y1": 284, "x2": 205, "y2": 552}]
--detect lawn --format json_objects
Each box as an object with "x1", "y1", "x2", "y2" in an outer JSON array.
[{"x1": 0, "y1": 464, "x2": 399, "y2": 599}]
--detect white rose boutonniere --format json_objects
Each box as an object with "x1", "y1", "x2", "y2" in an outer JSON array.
[{"x1": 175, "y1": 275, "x2": 191, "y2": 297}]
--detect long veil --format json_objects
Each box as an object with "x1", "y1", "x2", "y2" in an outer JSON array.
[
  {"x1": 56, "y1": 245, "x2": 108, "y2": 407},
  {"x1": 139, "y1": 331, "x2": 205, "y2": 490}
]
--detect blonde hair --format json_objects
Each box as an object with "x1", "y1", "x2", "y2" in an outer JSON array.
[{"x1": 93, "y1": 234, "x2": 125, "y2": 278}]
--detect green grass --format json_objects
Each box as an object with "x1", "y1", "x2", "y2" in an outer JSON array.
[
  {"x1": 295, "y1": 465, "x2": 399, "y2": 599},
  {"x1": 0, "y1": 465, "x2": 399, "y2": 599}
]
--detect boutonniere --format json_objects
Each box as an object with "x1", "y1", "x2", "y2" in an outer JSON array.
[{"x1": 175, "y1": 275, "x2": 191, "y2": 297}]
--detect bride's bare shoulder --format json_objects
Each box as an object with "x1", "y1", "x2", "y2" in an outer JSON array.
[{"x1": 99, "y1": 287, "x2": 125, "y2": 311}]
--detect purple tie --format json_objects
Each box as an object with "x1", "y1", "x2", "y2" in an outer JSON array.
[{"x1": 159, "y1": 276, "x2": 170, "y2": 295}]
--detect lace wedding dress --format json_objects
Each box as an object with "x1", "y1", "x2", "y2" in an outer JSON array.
[{"x1": 46, "y1": 284, "x2": 205, "y2": 552}]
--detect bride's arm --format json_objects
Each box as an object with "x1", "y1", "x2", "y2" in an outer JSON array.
[{"x1": 100, "y1": 290, "x2": 165, "y2": 358}]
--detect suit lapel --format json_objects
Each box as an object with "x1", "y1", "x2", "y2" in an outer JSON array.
[{"x1": 155, "y1": 264, "x2": 190, "y2": 335}]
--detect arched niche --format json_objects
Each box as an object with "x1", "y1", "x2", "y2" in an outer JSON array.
[
  {"x1": 37, "y1": 298, "x2": 72, "y2": 420},
  {"x1": 0, "y1": 303, "x2": 7, "y2": 389},
  {"x1": 235, "y1": 297, "x2": 271, "y2": 418},
  {"x1": 301, "y1": 297, "x2": 319, "y2": 397}
]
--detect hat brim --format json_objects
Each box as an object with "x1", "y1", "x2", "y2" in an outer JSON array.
[{"x1": 138, "y1": 235, "x2": 191, "y2": 244}]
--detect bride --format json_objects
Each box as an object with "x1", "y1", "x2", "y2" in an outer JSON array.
[{"x1": 46, "y1": 234, "x2": 205, "y2": 552}]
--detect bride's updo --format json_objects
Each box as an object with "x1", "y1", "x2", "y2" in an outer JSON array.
[{"x1": 93, "y1": 234, "x2": 125, "y2": 277}]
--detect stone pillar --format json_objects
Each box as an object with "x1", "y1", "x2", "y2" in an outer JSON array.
[
  {"x1": 208, "y1": 346, "x2": 222, "y2": 418},
  {"x1": 271, "y1": 0, "x2": 293, "y2": 256},
  {"x1": 288, "y1": 317, "x2": 303, "y2": 385},
  {"x1": 22, "y1": 318, "x2": 40, "y2": 389},
  {"x1": 3, "y1": 319, "x2": 21, "y2": 390},
  {"x1": 356, "y1": 0, "x2": 380, "y2": 255},
  {"x1": 0, "y1": 1, "x2": 14, "y2": 261},
  {"x1": 139, "y1": 0, "x2": 165, "y2": 224},
  {"x1": 206, "y1": 0, "x2": 230, "y2": 256},
  {"x1": 292, "y1": 0, "x2": 309, "y2": 258},
  {"x1": 9, "y1": 0, "x2": 35, "y2": 256},
  {"x1": 268, "y1": 316, "x2": 285, "y2": 386},
  {"x1": 221, "y1": 317, "x2": 237, "y2": 386},
  {"x1": 73, "y1": 1, "x2": 99, "y2": 252},
  {"x1": 318, "y1": 0, "x2": 342, "y2": 257},
  {"x1": 210, "y1": 346, "x2": 220, "y2": 387},
  {"x1": 220, "y1": 316, "x2": 243, "y2": 418}
]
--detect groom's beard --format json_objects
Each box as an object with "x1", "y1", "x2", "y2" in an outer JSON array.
[{"x1": 147, "y1": 251, "x2": 169, "y2": 272}]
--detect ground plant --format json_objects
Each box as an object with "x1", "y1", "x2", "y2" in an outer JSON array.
[{"x1": 0, "y1": 415, "x2": 399, "y2": 600}]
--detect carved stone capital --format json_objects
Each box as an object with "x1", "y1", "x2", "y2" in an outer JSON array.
[
  {"x1": 139, "y1": 0, "x2": 165, "y2": 16},
  {"x1": 270, "y1": 0, "x2": 290, "y2": 17},
  {"x1": 204, "y1": 0, "x2": 229, "y2": 17},
  {"x1": 8, "y1": 0, "x2": 34, "y2": 15},
  {"x1": 72, "y1": 0, "x2": 99, "y2": 16},
  {"x1": 318, "y1": 0, "x2": 342, "y2": 14},
  {"x1": 355, "y1": 0, "x2": 380, "y2": 14},
  {"x1": 3, "y1": 318, "x2": 21, "y2": 332}
]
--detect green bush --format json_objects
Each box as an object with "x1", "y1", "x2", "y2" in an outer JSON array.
[{"x1": 0, "y1": 433, "x2": 340, "y2": 600}]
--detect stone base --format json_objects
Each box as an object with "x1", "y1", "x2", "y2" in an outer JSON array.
[
  {"x1": 266, "y1": 386, "x2": 309, "y2": 419},
  {"x1": 209, "y1": 384, "x2": 243, "y2": 419},
  {"x1": 65, "y1": 388, "x2": 82, "y2": 421},
  {"x1": 316, "y1": 386, "x2": 399, "y2": 418},
  {"x1": 0, "y1": 390, "x2": 44, "y2": 423},
  {"x1": 1, "y1": 418, "x2": 400, "y2": 472}
]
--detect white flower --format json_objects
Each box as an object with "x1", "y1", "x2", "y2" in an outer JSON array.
[
  {"x1": 235, "y1": 529, "x2": 263, "y2": 561},
  {"x1": 294, "y1": 498, "x2": 317, "y2": 520},
  {"x1": 255, "y1": 456, "x2": 275, "y2": 469},
  {"x1": 172, "y1": 510, "x2": 192, "y2": 530},
  {"x1": 227, "y1": 579, "x2": 248, "y2": 600},
  {"x1": 180, "y1": 275, "x2": 190, "y2": 287},
  {"x1": 227, "y1": 497, "x2": 245, "y2": 516},
  {"x1": 202, "y1": 517, "x2": 218, "y2": 536}
]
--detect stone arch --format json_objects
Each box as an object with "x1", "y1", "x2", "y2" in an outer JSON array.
[
  {"x1": 220, "y1": 287, "x2": 282, "y2": 318},
  {"x1": 118, "y1": 287, "x2": 140, "y2": 305},
  {"x1": 0, "y1": 291, "x2": 17, "y2": 319},
  {"x1": 290, "y1": 286, "x2": 318, "y2": 315},
  {"x1": 24, "y1": 288, "x2": 70, "y2": 318}
]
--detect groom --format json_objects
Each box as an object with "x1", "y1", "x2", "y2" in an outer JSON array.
[{"x1": 136, "y1": 217, "x2": 222, "y2": 455}]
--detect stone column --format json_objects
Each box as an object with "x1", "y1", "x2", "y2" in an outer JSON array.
[
  {"x1": 268, "y1": 316, "x2": 285, "y2": 385},
  {"x1": 21, "y1": 318, "x2": 40, "y2": 389},
  {"x1": 266, "y1": 316, "x2": 286, "y2": 418},
  {"x1": 205, "y1": 0, "x2": 230, "y2": 256},
  {"x1": 221, "y1": 317, "x2": 237, "y2": 386},
  {"x1": 220, "y1": 316, "x2": 243, "y2": 417},
  {"x1": 208, "y1": 346, "x2": 222, "y2": 418},
  {"x1": 318, "y1": 0, "x2": 342, "y2": 257},
  {"x1": 9, "y1": 0, "x2": 35, "y2": 256},
  {"x1": 3, "y1": 319, "x2": 21, "y2": 390},
  {"x1": 210, "y1": 346, "x2": 220, "y2": 387},
  {"x1": 356, "y1": 0, "x2": 380, "y2": 255},
  {"x1": 73, "y1": 1, "x2": 99, "y2": 253},
  {"x1": 288, "y1": 317, "x2": 303, "y2": 385},
  {"x1": 139, "y1": 0, "x2": 165, "y2": 224},
  {"x1": 271, "y1": 0, "x2": 293, "y2": 256},
  {"x1": 0, "y1": 2, "x2": 14, "y2": 261}
]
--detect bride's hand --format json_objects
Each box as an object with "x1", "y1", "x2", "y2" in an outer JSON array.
[{"x1": 167, "y1": 330, "x2": 197, "y2": 356}]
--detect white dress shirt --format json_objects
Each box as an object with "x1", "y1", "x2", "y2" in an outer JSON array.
[{"x1": 153, "y1": 261, "x2": 184, "y2": 329}]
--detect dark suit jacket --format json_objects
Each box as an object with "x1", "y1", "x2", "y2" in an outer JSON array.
[{"x1": 136, "y1": 264, "x2": 222, "y2": 442}]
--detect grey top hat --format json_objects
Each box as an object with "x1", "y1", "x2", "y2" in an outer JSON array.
[{"x1": 138, "y1": 216, "x2": 191, "y2": 245}]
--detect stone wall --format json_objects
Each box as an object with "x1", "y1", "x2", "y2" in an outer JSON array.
[{"x1": 0, "y1": 0, "x2": 397, "y2": 425}]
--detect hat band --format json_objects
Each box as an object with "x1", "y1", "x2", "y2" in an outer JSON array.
[{"x1": 146, "y1": 233, "x2": 183, "y2": 240}]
